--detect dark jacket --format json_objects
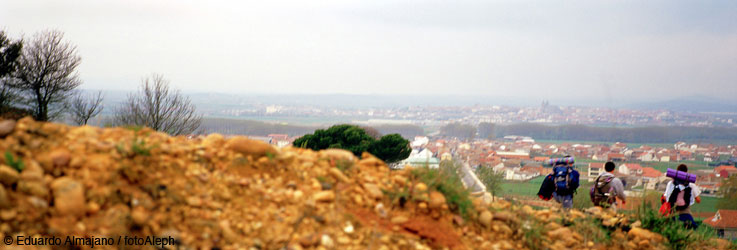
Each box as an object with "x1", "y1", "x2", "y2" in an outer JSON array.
[{"x1": 538, "y1": 174, "x2": 555, "y2": 200}]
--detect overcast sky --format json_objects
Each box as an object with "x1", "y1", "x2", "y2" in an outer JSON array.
[{"x1": 2, "y1": 0, "x2": 736, "y2": 104}]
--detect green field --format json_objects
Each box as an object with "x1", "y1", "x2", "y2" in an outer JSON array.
[
  {"x1": 502, "y1": 176, "x2": 721, "y2": 216},
  {"x1": 565, "y1": 158, "x2": 711, "y2": 173},
  {"x1": 501, "y1": 176, "x2": 591, "y2": 196},
  {"x1": 641, "y1": 161, "x2": 710, "y2": 173},
  {"x1": 691, "y1": 196, "x2": 720, "y2": 214},
  {"x1": 501, "y1": 176, "x2": 546, "y2": 196}
]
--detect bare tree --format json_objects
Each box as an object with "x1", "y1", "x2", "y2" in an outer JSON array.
[
  {"x1": 113, "y1": 74, "x2": 202, "y2": 135},
  {"x1": 10, "y1": 30, "x2": 82, "y2": 121},
  {"x1": 69, "y1": 90, "x2": 104, "y2": 125}
]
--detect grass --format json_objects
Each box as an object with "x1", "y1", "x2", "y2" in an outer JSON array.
[
  {"x1": 641, "y1": 161, "x2": 710, "y2": 173},
  {"x1": 501, "y1": 175, "x2": 590, "y2": 197},
  {"x1": 4, "y1": 151, "x2": 24, "y2": 172},
  {"x1": 116, "y1": 137, "x2": 154, "y2": 158},
  {"x1": 521, "y1": 219, "x2": 546, "y2": 250},
  {"x1": 334, "y1": 158, "x2": 354, "y2": 172},
  {"x1": 636, "y1": 200, "x2": 722, "y2": 250},
  {"x1": 410, "y1": 160, "x2": 473, "y2": 218},
  {"x1": 503, "y1": 175, "x2": 721, "y2": 213},
  {"x1": 383, "y1": 186, "x2": 411, "y2": 208},
  {"x1": 501, "y1": 176, "x2": 546, "y2": 197},
  {"x1": 573, "y1": 182, "x2": 594, "y2": 210},
  {"x1": 570, "y1": 217, "x2": 611, "y2": 244},
  {"x1": 691, "y1": 196, "x2": 720, "y2": 215}
]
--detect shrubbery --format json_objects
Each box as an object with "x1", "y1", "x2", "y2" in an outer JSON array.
[
  {"x1": 294, "y1": 124, "x2": 411, "y2": 163},
  {"x1": 410, "y1": 160, "x2": 473, "y2": 218},
  {"x1": 636, "y1": 200, "x2": 721, "y2": 250}
]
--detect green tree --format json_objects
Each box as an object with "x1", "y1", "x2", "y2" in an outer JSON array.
[
  {"x1": 368, "y1": 134, "x2": 411, "y2": 163},
  {"x1": 294, "y1": 124, "x2": 411, "y2": 163},
  {"x1": 294, "y1": 124, "x2": 374, "y2": 156},
  {"x1": 478, "y1": 122, "x2": 495, "y2": 139},
  {"x1": 0, "y1": 31, "x2": 23, "y2": 112},
  {"x1": 475, "y1": 165, "x2": 504, "y2": 199},
  {"x1": 440, "y1": 122, "x2": 476, "y2": 140},
  {"x1": 717, "y1": 175, "x2": 737, "y2": 210}
]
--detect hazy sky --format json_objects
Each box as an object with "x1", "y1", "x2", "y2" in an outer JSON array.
[{"x1": 2, "y1": 0, "x2": 736, "y2": 104}]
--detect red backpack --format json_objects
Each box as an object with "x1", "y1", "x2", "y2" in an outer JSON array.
[{"x1": 659, "y1": 182, "x2": 692, "y2": 215}]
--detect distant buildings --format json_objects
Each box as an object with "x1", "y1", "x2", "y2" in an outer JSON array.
[
  {"x1": 619, "y1": 163, "x2": 643, "y2": 175},
  {"x1": 587, "y1": 163, "x2": 605, "y2": 182},
  {"x1": 502, "y1": 135, "x2": 535, "y2": 143},
  {"x1": 398, "y1": 148, "x2": 439, "y2": 169},
  {"x1": 495, "y1": 151, "x2": 530, "y2": 160},
  {"x1": 715, "y1": 165, "x2": 737, "y2": 178}
]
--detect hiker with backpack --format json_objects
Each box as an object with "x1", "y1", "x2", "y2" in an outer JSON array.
[
  {"x1": 537, "y1": 156, "x2": 579, "y2": 209},
  {"x1": 590, "y1": 162, "x2": 626, "y2": 211},
  {"x1": 661, "y1": 164, "x2": 702, "y2": 228}
]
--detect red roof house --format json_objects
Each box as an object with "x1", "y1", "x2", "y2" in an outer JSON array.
[
  {"x1": 641, "y1": 167, "x2": 663, "y2": 179},
  {"x1": 619, "y1": 163, "x2": 643, "y2": 175},
  {"x1": 704, "y1": 210, "x2": 737, "y2": 240},
  {"x1": 715, "y1": 165, "x2": 737, "y2": 178},
  {"x1": 533, "y1": 156, "x2": 549, "y2": 162},
  {"x1": 608, "y1": 153, "x2": 625, "y2": 161}
]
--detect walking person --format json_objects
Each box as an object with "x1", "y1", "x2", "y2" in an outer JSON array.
[
  {"x1": 538, "y1": 156, "x2": 579, "y2": 210},
  {"x1": 551, "y1": 156, "x2": 579, "y2": 210},
  {"x1": 662, "y1": 164, "x2": 701, "y2": 228},
  {"x1": 590, "y1": 161, "x2": 626, "y2": 211}
]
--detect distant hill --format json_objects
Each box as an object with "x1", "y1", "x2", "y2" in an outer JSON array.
[{"x1": 627, "y1": 96, "x2": 737, "y2": 113}]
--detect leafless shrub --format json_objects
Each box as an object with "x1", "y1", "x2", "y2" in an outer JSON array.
[
  {"x1": 69, "y1": 90, "x2": 104, "y2": 125},
  {"x1": 113, "y1": 74, "x2": 201, "y2": 135}
]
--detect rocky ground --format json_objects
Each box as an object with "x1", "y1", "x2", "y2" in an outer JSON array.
[{"x1": 0, "y1": 117, "x2": 732, "y2": 249}]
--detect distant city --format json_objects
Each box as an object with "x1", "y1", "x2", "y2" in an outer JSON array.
[
  {"x1": 205, "y1": 100, "x2": 736, "y2": 128},
  {"x1": 95, "y1": 91, "x2": 737, "y2": 128}
]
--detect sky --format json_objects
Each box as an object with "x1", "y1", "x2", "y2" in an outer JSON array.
[{"x1": 2, "y1": 0, "x2": 736, "y2": 105}]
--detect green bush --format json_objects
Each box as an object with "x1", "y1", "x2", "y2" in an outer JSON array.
[
  {"x1": 475, "y1": 165, "x2": 504, "y2": 198},
  {"x1": 411, "y1": 160, "x2": 473, "y2": 218},
  {"x1": 294, "y1": 124, "x2": 411, "y2": 163},
  {"x1": 636, "y1": 200, "x2": 719, "y2": 250}
]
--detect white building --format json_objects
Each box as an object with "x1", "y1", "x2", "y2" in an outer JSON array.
[{"x1": 399, "y1": 148, "x2": 440, "y2": 168}]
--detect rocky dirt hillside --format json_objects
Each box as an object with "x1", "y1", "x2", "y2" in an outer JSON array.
[{"x1": 0, "y1": 117, "x2": 731, "y2": 249}]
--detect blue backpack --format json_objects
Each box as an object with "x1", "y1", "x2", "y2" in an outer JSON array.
[{"x1": 553, "y1": 166, "x2": 579, "y2": 195}]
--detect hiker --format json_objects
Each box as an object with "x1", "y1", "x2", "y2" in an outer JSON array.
[
  {"x1": 662, "y1": 164, "x2": 702, "y2": 228},
  {"x1": 590, "y1": 161, "x2": 626, "y2": 211},
  {"x1": 538, "y1": 156, "x2": 579, "y2": 209}
]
